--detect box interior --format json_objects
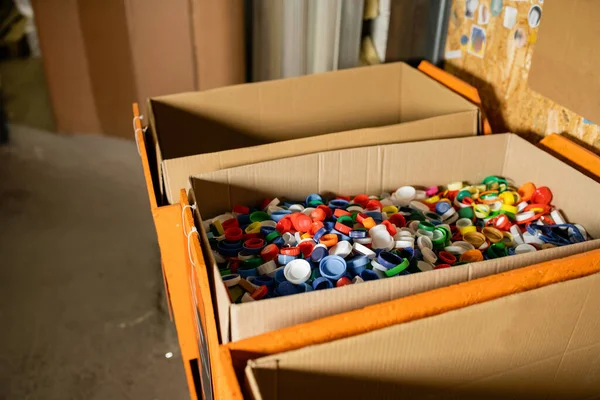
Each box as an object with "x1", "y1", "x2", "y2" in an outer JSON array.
[
  {"x1": 145, "y1": 62, "x2": 478, "y2": 202},
  {"x1": 163, "y1": 111, "x2": 478, "y2": 203},
  {"x1": 190, "y1": 134, "x2": 600, "y2": 343},
  {"x1": 245, "y1": 272, "x2": 600, "y2": 400}
]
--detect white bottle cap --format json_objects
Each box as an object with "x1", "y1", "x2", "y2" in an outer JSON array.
[
  {"x1": 283, "y1": 259, "x2": 311, "y2": 285},
  {"x1": 329, "y1": 241, "x2": 353, "y2": 258},
  {"x1": 515, "y1": 243, "x2": 537, "y2": 254}
]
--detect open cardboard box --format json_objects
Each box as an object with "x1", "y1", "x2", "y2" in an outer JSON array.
[
  {"x1": 244, "y1": 271, "x2": 600, "y2": 400},
  {"x1": 189, "y1": 133, "x2": 600, "y2": 343},
  {"x1": 145, "y1": 62, "x2": 480, "y2": 204}
]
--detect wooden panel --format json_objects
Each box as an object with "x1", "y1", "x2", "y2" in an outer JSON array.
[{"x1": 444, "y1": 0, "x2": 600, "y2": 149}]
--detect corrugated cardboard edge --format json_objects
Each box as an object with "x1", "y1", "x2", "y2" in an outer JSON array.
[
  {"x1": 245, "y1": 272, "x2": 600, "y2": 399},
  {"x1": 166, "y1": 110, "x2": 478, "y2": 204}
]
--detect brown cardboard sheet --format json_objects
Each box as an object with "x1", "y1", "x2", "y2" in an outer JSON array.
[
  {"x1": 245, "y1": 272, "x2": 600, "y2": 400},
  {"x1": 529, "y1": 0, "x2": 600, "y2": 125},
  {"x1": 147, "y1": 62, "x2": 479, "y2": 202},
  {"x1": 189, "y1": 134, "x2": 600, "y2": 343},
  {"x1": 164, "y1": 111, "x2": 478, "y2": 204}
]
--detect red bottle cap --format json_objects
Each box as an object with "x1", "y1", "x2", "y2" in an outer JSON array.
[
  {"x1": 336, "y1": 276, "x2": 352, "y2": 287},
  {"x1": 366, "y1": 199, "x2": 382, "y2": 210},
  {"x1": 532, "y1": 187, "x2": 553, "y2": 205},
  {"x1": 388, "y1": 213, "x2": 406, "y2": 228},
  {"x1": 334, "y1": 222, "x2": 352, "y2": 235},
  {"x1": 298, "y1": 241, "x2": 316, "y2": 258},
  {"x1": 260, "y1": 244, "x2": 280, "y2": 261},
  {"x1": 382, "y1": 220, "x2": 397, "y2": 236},
  {"x1": 292, "y1": 213, "x2": 312, "y2": 232},
  {"x1": 334, "y1": 209, "x2": 351, "y2": 218},
  {"x1": 225, "y1": 227, "x2": 243, "y2": 241},
  {"x1": 317, "y1": 204, "x2": 333, "y2": 219},
  {"x1": 310, "y1": 207, "x2": 326, "y2": 222},
  {"x1": 251, "y1": 285, "x2": 268, "y2": 300},
  {"x1": 310, "y1": 221, "x2": 324, "y2": 235},
  {"x1": 280, "y1": 246, "x2": 301, "y2": 256},
  {"x1": 276, "y1": 217, "x2": 293, "y2": 233},
  {"x1": 233, "y1": 205, "x2": 250, "y2": 214},
  {"x1": 353, "y1": 194, "x2": 369, "y2": 207}
]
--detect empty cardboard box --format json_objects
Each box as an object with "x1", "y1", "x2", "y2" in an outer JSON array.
[
  {"x1": 245, "y1": 271, "x2": 600, "y2": 400},
  {"x1": 189, "y1": 133, "x2": 600, "y2": 343},
  {"x1": 145, "y1": 62, "x2": 480, "y2": 204}
]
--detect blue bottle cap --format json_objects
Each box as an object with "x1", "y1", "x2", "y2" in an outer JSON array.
[
  {"x1": 238, "y1": 267, "x2": 257, "y2": 278},
  {"x1": 296, "y1": 282, "x2": 314, "y2": 293},
  {"x1": 324, "y1": 221, "x2": 335, "y2": 231},
  {"x1": 435, "y1": 202, "x2": 452, "y2": 215},
  {"x1": 360, "y1": 269, "x2": 379, "y2": 281},
  {"x1": 272, "y1": 236, "x2": 285, "y2": 247},
  {"x1": 331, "y1": 229, "x2": 351, "y2": 242},
  {"x1": 346, "y1": 256, "x2": 370, "y2": 277},
  {"x1": 306, "y1": 194, "x2": 323, "y2": 205},
  {"x1": 217, "y1": 240, "x2": 242, "y2": 257},
  {"x1": 277, "y1": 281, "x2": 299, "y2": 296},
  {"x1": 274, "y1": 268, "x2": 287, "y2": 284},
  {"x1": 236, "y1": 214, "x2": 251, "y2": 226},
  {"x1": 312, "y1": 277, "x2": 334, "y2": 290},
  {"x1": 278, "y1": 254, "x2": 297, "y2": 266},
  {"x1": 319, "y1": 255, "x2": 347, "y2": 281},
  {"x1": 396, "y1": 247, "x2": 415, "y2": 260},
  {"x1": 365, "y1": 211, "x2": 383, "y2": 223},
  {"x1": 260, "y1": 226, "x2": 276, "y2": 235},
  {"x1": 310, "y1": 245, "x2": 328, "y2": 263},
  {"x1": 349, "y1": 230, "x2": 367, "y2": 238},
  {"x1": 253, "y1": 275, "x2": 275, "y2": 288},
  {"x1": 328, "y1": 199, "x2": 349, "y2": 209},
  {"x1": 313, "y1": 227, "x2": 327, "y2": 242},
  {"x1": 271, "y1": 210, "x2": 292, "y2": 222}
]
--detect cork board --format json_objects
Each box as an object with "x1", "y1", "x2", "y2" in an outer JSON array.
[{"x1": 444, "y1": 0, "x2": 600, "y2": 150}]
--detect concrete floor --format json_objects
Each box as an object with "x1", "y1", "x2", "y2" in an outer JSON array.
[{"x1": 0, "y1": 126, "x2": 188, "y2": 399}]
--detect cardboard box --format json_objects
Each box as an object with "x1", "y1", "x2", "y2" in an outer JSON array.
[
  {"x1": 245, "y1": 271, "x2": 600, "y2": 400},
  {"x1": 33, "y1": 0, "x2": 244, "y2": 138},
  {"x1": 189, "y1": 133, "x2": 600, "y2": 343},
  {"x1": 146, "y1": 62, "x2": 480, "y2": 204},
  {"x1": 529, "y1": 0, "x2": 600, "y2": 124}
]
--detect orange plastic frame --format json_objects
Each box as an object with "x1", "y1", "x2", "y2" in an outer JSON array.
[
  {"x1": 418, "y1": 61, "x2": 493, "y2": 135},
  {"x1": 135, "y1": 76, "x2": 600, "y2": 398}
]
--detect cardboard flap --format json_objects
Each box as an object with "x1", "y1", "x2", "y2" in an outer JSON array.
[
  {"x1": 190, "y1": 135, "x2": 509, "y2": 218},
  {"x1": 149, "y1": 62, "x2": 478, "y2": 162},
  {"x1": 247, "y1": 273, "x2": 600, "y2": 400},
  {"x1": 163, "y1": 111, "x2": 479, "y2": 204},
  {"x1": 529, "y1": 0, "x2": 600, "y2": 124}
]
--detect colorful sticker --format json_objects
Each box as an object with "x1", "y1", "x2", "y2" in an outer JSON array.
[
  {"x1": 445, "y1": 49, "x2": 463, "y2": 59},
  {"x1": 478, "y1": 4, "x2": 490, "y2": 25},
  {"x1": 514, "y1": 28, "x2": 526, "y2": 48},
  {"x1": 491, "y1": 0, "x2": 503, "y2": 16},
  {"x1": 503, "y1": 6, "x2": 518, "y2": 29},
  {"x1": 460, "y1": 34, "x2": 469, "y2": 45},
  {"x1": 468, "y1": 25, "x2": 486, "y2": 58},
  {"x1": 583, "y1": 118, "x2": 595, "y2": 125},
  {"x1": 465, "y1": 0, "x2": 479, "y2": 19},
  {"x1": 528, "y1": 5, "x2": 542, "y2": 28}
]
